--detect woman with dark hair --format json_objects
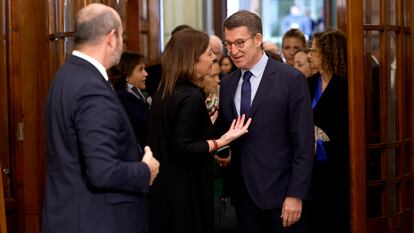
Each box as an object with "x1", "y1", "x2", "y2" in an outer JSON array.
[
  {"x1": 219, "y1": 54, "x2": 236, "y2": 77},
  {"x1": 109, "y1": 51, "x2": 150, "y2": 148},
  {"x1": 308, "y1": 29, "x2": 349, "y2": 233},
  {"x1": 147, "y1": 29, "x2": 251, "y2": 233}
]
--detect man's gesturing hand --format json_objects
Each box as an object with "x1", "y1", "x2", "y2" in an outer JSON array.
[{"x1": 141, "y1": 146, "x2": 159, "y2": 185}]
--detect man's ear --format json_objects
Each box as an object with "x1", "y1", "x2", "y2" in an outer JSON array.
[
  {"x1": 255, "y1": 33, "x2": 263, "y2": 48},
  {"x1": 106, "y1": 29, "x2": 117, "y2": 47}
]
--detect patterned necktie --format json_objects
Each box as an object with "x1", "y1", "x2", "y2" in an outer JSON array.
[
  {"x1": 240, "y1": 70, "x2": 253, "y2": 115},
  {"x1": 131, "y1": 87, "x2": 148, "y2": 105}
]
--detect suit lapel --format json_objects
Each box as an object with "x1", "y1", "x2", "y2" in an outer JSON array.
[{"x1": 249, "y1": 60, "x2": 277, "y2": 117}]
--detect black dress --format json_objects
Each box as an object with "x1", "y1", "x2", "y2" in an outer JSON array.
[
  {"x1": 147, "y1": 80, "x2": 214, "y2": 233},
  {"x1": 307, "y1": 74, "x2": 349, "y2": 233}
]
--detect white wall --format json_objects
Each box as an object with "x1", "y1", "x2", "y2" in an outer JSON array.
[{"x1": 162, "y1": 0, "x2": 204, "y2": 47}]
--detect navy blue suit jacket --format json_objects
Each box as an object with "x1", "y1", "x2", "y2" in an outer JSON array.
[
  {"x1": 218, "y1": 58, "x2": 314, "y2": 209},
  {"x1": 116, "y1": 89, "x2": 150, "y2": 148},
  {"x1": 42, "y1": 55, "x2": 150, "y2": 233}
]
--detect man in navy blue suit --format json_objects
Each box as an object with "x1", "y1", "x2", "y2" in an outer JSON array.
[
  {"x1": 216, "y1": 10, "x2": 314, "y2": 233},
  {"x1": 42, "y1": 3, "x2": 159, "y2": 233}
]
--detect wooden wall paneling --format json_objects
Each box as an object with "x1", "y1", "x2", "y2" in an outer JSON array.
[
  {"x1": 0, "y1": 161, "x2": 7, "y2": 233},
  {"x1": 147, "y1": 0, "x2": 160, "y2": 64},
  {"x1": 0, "y1": 0, "x2": 11, "y2": 203},
  {"x1": 2, "y1": 0, "x2": 19, "y2": 231},
  {"x1": 331, "y1": 0, "x2": 348, "y2": 32},
  {"x1": 139, "y1": 0, "x2": 149, "y2": 58},
  {"x1": 336, "y1": 0, "x2": 347, "y2": 31},
  {"x1": 395, "y1": 0, "x2": 408, "y2": 230},
  {"x1": 125, "y1": 0, "x2": 160, "y2": 63},
  {"x1": 410, "y1": 0, "x2": 414, "y2": 230},
  {"x1": 18, "y1": 0, "x2": 48, "y2": 232},
  {"x1": 345, "y1": 0, "x2": 368, "y2": 232},
  {"x1": 323, "y1": 0, "x2": 332, "y2": 30},
  {"x1": 126, "y1": 0, "x2": 140, "y2": 52},
  {"x1": 8, "y1": 0, "x2": 25, "y2": 232},
  {"x1": 6, "y1": 0, "x2": 49, "y2": 232},
  {"x1": 213, "y1": 0, "x2": 226, "y2": 39}
]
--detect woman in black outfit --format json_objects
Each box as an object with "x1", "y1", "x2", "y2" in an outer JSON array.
[
  {"x1": 147, "y1": 29, "x2": 251, "y2": 233},
  {"x1": 109, "y1": 51, "x2": 150, "y2": 148},
  {"x1": 308, "y1": 30, "x2": 349, "y2": 233}
]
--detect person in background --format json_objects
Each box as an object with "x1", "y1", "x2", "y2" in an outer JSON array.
[
  {"x1": 263, "y1": 40, "x2": 283, "y2": 62},
  {"x1": 307, "y1": 29, "x2": 349, "y2": 233},
  {"x1": 217, "y1": 10, "x2": 314, "y2": 233},
  {"x1": 202, "y1": 61, "x2": 238, "y2": 232},
  {"x1": 266, "y1": 50, "x2": 284, "y2": 63},
  {"x1": 42, "y1": 4, "x2": 159, "y2": 233},
  {"x1": 145, "y1": 24, "x2": 194, "y2": 102},
  {"x1": 281, "y1": 28, "x2": 306, "y2": 66},
  {"x1": 219, "y1": 54, "x2": 237, "y2": 77},
  {"x1": 147, "y1": 29, "x2": 251, "y2": 233},
  {"x1": 202, "y1": 61, "x2": 221, "y2": 123},
  {"x1": 109, "y1": 51, "x2": 150, "y2": 148},
  {"x1": 281, "y1": 5, "x2": 312, "y2": 39},
  {"x1": 210, "y1": 34, "x2": 224, "y2": 61},
  {"x1": 263, "y1": 40, "x2": 279, "y2": 54},
  {"x1": 293, "y1": 48, "x2": 317, "y2": 78}
]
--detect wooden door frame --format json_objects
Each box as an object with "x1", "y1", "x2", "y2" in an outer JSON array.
[
  {"x1": 341, "y1": 0, "x2": 368, "y2": 232},
  {"x1": 410, "y1": 0, "x2": 414, "y2": 228},
  {"x1": 7, "y1": 0, "x2": 26, "y2": 232},
  {"x1": 340, "y1": 0, "x2": 414, "y2": 232},
  {"x1": 126, "y1": 0, "x2": 160, "y2": 64}
]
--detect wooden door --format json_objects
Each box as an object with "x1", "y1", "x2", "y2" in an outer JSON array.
[
  {"x1": 125, "y1": 0, "x2": 160, "y2": 64},
  {"x1": 1, "y1": 0, "x2": 27, "y2": 232},
  {"x1": 11, "y1": 0, "x2": 48, "y2": 232},
  {"x1": 343, "y1": 0, "x2": 414, "y2": 232},
  {"x1": 0, "y1": 1, "x2": 15, "y2": 231}
]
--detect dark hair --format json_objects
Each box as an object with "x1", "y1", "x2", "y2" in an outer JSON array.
[
  {"x1": 223, "y1": 10, "x2": 262, "y2": 37},
  {"x1": 171, "y1": 24, "x2": 193, "y2": 36},
  {"x1": 266, "y1": 51, "x2": 284, "y2": 62},
  {"x1": 219, "y1": 55, "x2": 236, "y2": 74},
  {"x1": 74, "y1": 5, "x2": 121, "y2": 47},
  {"x1": 108, "y1": 51, "x2": 146, "y2": 89},
  {"x1": 159, "y1": 29, "x2": 209, "y2": 98},
  {"x1": 313, "y1": 29, "x2": 347, "y2": 78},
  {"x1": 282, "y1": 28, "x2": 306, "y2": 48}
]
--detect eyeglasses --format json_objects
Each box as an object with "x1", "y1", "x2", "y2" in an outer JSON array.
[
  {"x1": 222, "y1": 37, "x2": 254, "y2": 50},
  {"x1": 309, "y1": 47, "x2": 319, "y2": 53}
]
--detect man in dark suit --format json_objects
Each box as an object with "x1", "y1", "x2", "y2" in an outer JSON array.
[
  {"x1": 216, "y1": 10, "x2": 314, "y2": 233},
  {"x1": 42, "y1": 3, "x2": 159, "y2": 233}
]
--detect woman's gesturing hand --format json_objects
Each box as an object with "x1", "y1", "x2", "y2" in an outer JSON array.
[{"x1": 220, "y1": 114, "x2": 252, "y2": 143}]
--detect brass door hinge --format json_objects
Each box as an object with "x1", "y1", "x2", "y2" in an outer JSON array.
[{"x1": 17, "y1": 122, "x2": 24, "y2": 141}]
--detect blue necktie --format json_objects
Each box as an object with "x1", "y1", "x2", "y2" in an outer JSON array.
[{"x1": 240, "y1": 70, "x2": 253, "y2": 115}]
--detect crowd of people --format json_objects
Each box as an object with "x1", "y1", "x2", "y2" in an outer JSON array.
[{"x1": 42, "y1": 3, "x2": 349, "y2": 233}]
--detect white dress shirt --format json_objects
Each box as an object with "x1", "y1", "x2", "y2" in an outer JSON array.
[{"x1": 234, "y1": 52, "x2": 269, "y2": 115}]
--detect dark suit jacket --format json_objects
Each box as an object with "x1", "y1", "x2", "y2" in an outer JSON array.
[
  {"x1": 116, "y1": 89, "x2": 150, "y2": 148},
  {"x1": 42, "y1": 55, "x2": 150, "y2": 233},
  {"x1": 218, "y1": 58, "x2": 314, "y2": 209}
]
